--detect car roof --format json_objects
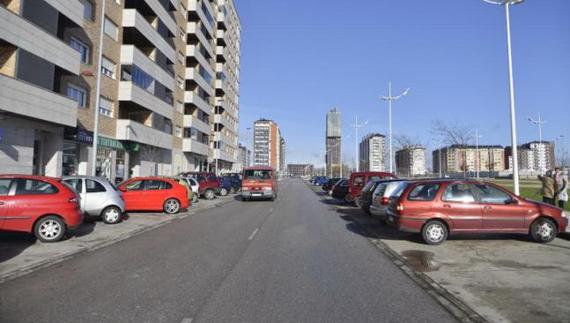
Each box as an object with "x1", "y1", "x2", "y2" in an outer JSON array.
[
  {"x1": 244, "y1": 166, "x2": 274, "y2": 171},
  {"x1": 62, "y1": 175, "x2": 108, "y2": 181},
  {"x1": 0, "y1": 174, "x2": 60, "y2": 182}
]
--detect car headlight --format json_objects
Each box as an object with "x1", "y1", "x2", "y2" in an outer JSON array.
[
  {"x1": 562, "y1": 212, "x2": 567, "y2": 218},
  {"x1": 263, "y1": 186, "x2": 272, "y2": 191},
  {"x1": 242, "y1": 187, "x2": 249, "y2": 191}
]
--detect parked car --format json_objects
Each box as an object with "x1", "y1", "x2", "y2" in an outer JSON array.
[
  {"x1": 313, "y1": 176, "x2": 329, "y2": 186},
  {"x1": 358, "y1": 179, "x2": 398, "y2": 213},
  {"x1": 0, "y1": 175, "x2": 83, "y2": 242},
  {"x1": 345, "y1": 172, "x2": 397, "y2": 203},
  {"x1": 370, "y1": 180, "x2": 409, "y2": 221},
  {"x1": 331, "y1": 179, "x2": 349, "y2": 201},
  {"x1": 218, "y1": 176, "x2": 234, "y2": 196},
  {"x1": 387, "y1": 179, "x2": 569, "y2": 245},
  {"x1": 322, "y1": 178, "x2": 342, "y2": 192},
  {"x1": 179, "y1": 172, "x2": 221, "y2": 200},
  {"x1": 222, "y1": 173, "x2": 242, "y2": 193},
  {"x1": 241, "y1": 166, "x2": 278, "y2": 201},
  {"x1": 117, "y1": 177, "x2": 189, "y2": 214},
  {"x1": 174, "y1": 176, "x2": 200, "y2": 203},
  {"x1": 62, "y1": 176, "x2": 125, "y2": 224}
]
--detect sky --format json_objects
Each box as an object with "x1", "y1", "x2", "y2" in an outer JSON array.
[{"x1": 235, "y1": 0, "x2": 570, "y2": 168}]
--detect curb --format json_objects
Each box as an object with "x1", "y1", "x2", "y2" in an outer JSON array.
[
  {"x1": 0, "y1": 197, "x2": 235, "y2": 284},
  {"x1": 305, "y1": 181, "x2": 488, "y2": 323}
]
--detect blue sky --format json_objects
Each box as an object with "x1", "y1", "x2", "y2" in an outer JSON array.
[{"x1": 236, "y1": 0, "x2": 570, "y2": 167}]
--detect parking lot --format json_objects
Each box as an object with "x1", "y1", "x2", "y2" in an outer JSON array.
[
  {"x1": 0, "y1": 195, "x2": 234, "y2": 283},
  {"x1": 309, "y1": 184, "x2": 570, "y2": 323}
]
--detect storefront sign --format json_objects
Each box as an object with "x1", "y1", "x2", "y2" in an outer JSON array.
[{"x1": 64, "y1": 127, "x2": 93, "y2": 145}]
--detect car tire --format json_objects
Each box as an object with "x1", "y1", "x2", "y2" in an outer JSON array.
[
  {"x1": 204, "y1": 189, "x2": 215, "y2": 200},
  {"x1": 242, "y1": 196, "x2": 249, "y2": 202},
  {"x1": 220, "y1": 188, "x2": 228, "y2": 196},
  {"x1": 34, "y1": 215, "x2": 66, "y2": 243},
  {"x1": 421, "y1": 220, "x2": 448, "y2": 245},
  {"x1": 102, "y1": 206, "x2": 122, "y2": 224},
  {"x1": 164, "y1": 198, "x2": 181, "y2": 214},
  {"x1": 530, "y1": 217, "x2": 557, "y2": 243}
]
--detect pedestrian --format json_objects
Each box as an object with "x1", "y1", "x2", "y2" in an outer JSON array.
[
  {"x1": 538, "y1": 170, "x2": 557, "y2": 206},
  {"x1": 555, "y1": 167, "x2": 568, "y2": 209}
]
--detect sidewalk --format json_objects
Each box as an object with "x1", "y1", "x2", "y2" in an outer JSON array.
[{"x1": 0, "y1": 196, "x2": 235, "y2": 283}]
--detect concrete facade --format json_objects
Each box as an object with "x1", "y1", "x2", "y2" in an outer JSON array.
[
  {"x1": 359, "y1": 133, "x2": 386, "y2": 172},
  {"x1": 253, "y1": 119, "x2": 283, "y2": 171},
  {"x1": 326, "y1": 107, "x2": 341, "y2": 177},
  {"x1": 395, "y1": 146, "x2": 426, "y2": 177},
  {"x1": 433, "y1": 145, "x2": 505, "y2": 175}
]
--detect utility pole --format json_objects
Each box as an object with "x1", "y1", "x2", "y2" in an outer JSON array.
[
  {"x1": 351, "y1": 116, "x2": 368, "y2": 172},
  {"x1": 474, "y1": 129, "x2": 483, "y2": 179},
  {"x1": 380, "y1": 82, "x2": 409, "y2": 174},
  {"x1": 91, "y1": 0, "x2": 106, "y2": 176}
]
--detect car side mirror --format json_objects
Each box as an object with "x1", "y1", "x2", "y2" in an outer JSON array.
[
  {"x1": 119, "y1": 187, "x2": 126, "y2": 192},
  {"x1": 507, "y1": 198, "x2": 518, "y2": 205}
]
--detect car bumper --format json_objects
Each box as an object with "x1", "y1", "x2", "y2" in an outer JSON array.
[
  {"x1": 242, "y1": 190, "x2": 274, "y2": 199},
  {"x1": 369, "y1": 205, "x2": 388, "y2": 219},
  {"x1": 385, "y1": 211, "x2": 422, "y2": 233}
]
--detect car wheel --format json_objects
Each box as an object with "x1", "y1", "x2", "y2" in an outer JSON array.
[
  {"x1": 204, "y1": 189, "x2": 215, "y2": 200},
  {"x1": 220, "y1": 188, "x2": 228, "y2": 196},
  {"x1": 192, "y1": 194, "x2": 199, "y2": 203},
  {"x1": 530, "y1": 218, "x2": 557, "y2": 243},
  {"x1": 164, "y1": 198, "x2": 181, "y2": 214},
  {"x1": 102, "y1": 206, "x2": 122, "y2": 224},
  {"x1": 34, "y1": 216, "x2": 66, "y2": 243},
  {"x1": 421, "y1": 220, "x2": 448, "y2": 245}
]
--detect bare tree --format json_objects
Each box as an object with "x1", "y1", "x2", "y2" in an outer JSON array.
[
  {"x1": 431, "y1": 120, "x2": 474, "y2": 146},
  {"x1": 394, "y1": 134, "x2": 422, "y2": 151}
]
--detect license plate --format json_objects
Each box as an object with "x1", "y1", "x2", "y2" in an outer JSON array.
[{"x1": 252, "y1": 193, "x2": 262, "y2": 196}]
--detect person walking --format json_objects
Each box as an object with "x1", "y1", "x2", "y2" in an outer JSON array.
[
  {"x1": 555, "y1": 167, "x2": 568, "y2": 209},
  {"x1": 538, "y1": 170, "x2": 557, "y2": 206}
]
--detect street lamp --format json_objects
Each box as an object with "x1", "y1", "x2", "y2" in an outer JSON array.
[
  {"x1": 528, "y1": 113, "x2": 547, "y2": 145},
  {"x1": 474, "y1": 129, "x2": 483, "y2": 179},
  {"x1": 351, "y1": 116, "x2": 368, "y2": 172},
  {"x1": 483, "y1": 0, "x2": 524, "y2": 194},
  {"x1": 380, "y1": 82, "x2": 410, "y2": 174}
]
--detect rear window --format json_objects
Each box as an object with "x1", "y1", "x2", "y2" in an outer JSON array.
[
  {"x1": 362, "y1": 181, "x2": 376, "y2": 193},
  {"x1": 86, "y1": 179, "x2": 107, "y2": 193},
  {"x1": 244, "y1": 170, "x2": 272, "y2": 180},
  {"x1": 15, "y1": 179, "x2": 59, "y2": 195},
  {"x1": 0, "y1": 179, "x2": 12, "y2": 196},
  {"x1": 353, "y1": 176, "x2": 365, "y2": 187},
  {"x1": 407, "y1": 183, "x2": 440, "y2": 201},
  {"x1": 145, "y1": 180, "x2": 172, "y2": 190}
]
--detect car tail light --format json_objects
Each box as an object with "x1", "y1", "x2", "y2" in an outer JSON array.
[
  {"x1": 396, "y1": 204, "x2": 404, "y2": 212},
  {"x1": 68, "y1": 197, "x2": 78, "y2": 204},
  {"x1": 381, "y1": 197, "x2": 390, "y2": 205}
]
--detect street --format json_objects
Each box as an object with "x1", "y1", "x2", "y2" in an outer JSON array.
[{"x1": 0, "y1": 179, "x2": 454, "y2": 323}]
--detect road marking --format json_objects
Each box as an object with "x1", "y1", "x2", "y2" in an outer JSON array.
[
  {"x1": 248, "y1": 228, "x2": 259, "y2": 240},
  {"x1": 181, "y1": 318, "x2": 193, "y2": 323},
  {"x1": 269, "y1": 207, "x2": 274, "y2": 213}
]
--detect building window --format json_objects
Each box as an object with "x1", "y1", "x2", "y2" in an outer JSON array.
[
  {"x1": 101, "y1": 57, "x2": 116, "y2": 78},
  {"x1": 176, "y1": 101, "x2": 184, "y2": 113},
  {"x1": 177, "y1": 76, "x2": 184, "y2": 89},
  {"x1": 130, "y1": 65, "x2": 155, "y2": 91},
  {"x1": 66, "y1": 84, "x2": 87, "y2": 108},
  {"x1": 104, "y1": 17, "x2": 118, "y2": 41},
  {"x1": 179, "y1": 28, "x2": 186, "y2": 41},
  {"x1": 175, "y1": 126, "x2": 182, "y2": 138},
  {"x1": 81, "y1": 0, "x2": 94, "y2": 21},
  {"x1": 99, "y1": 96, "x2": 113, "y2": 117},
  {"x1": 70, "y1": 37, "x2": 90, "y2": 64}
]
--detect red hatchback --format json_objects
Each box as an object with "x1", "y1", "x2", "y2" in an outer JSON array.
[
  {"x1": 388, "y1": 179, "x2": 568, "y2": 245},
  {"x1": 118, "y1": 177, "x2": 189, "y2": 214},
  {"x1": 0, "y1": 175, "x2": 83, "y2": 242},
  {"x1": 346, "y1": 171, "x2": 396, "y2": 204}
]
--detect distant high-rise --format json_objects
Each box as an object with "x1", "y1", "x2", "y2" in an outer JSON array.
[
  {"x1": 326, "y1": 108, "x2": 341, "y2": 177},
  {"x1": 253, "y1": 119, "x2": 284, "y2": 171},
  {"x1": 396, "y1": 146, "x2": 426, "y2": 177},
  {"x1": 433, "y1": 145, "x2": 505, "y2": 175},
  {"x1": 359, "y1": 133, "x2": 385, "y2": 172},
  {"x1": 505, "y1": 141, "x2": 555, "y2": 173}
]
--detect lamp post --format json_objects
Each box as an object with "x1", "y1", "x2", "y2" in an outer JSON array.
[
  {"x1": 351, "y1": 116, "x2": 368, "y2": 172},
  {"x1": 474, "y1": 129, "x2": 483, "y2": 179},
  {"x1": 528, "y1": 113, "x2": 547, "y2": 145},
  {"x1": 90, "y1": 0, "x2": 107, "y2": 176},
  {"x1": 380, "y1": 82, "x2": 410, "y2": 174},
  {"x1": 483, "y1": 0, "x2": 524, "y2": 194}
]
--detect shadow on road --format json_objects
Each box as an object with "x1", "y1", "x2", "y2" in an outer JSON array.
[
  {"x1": 68, "y1": 220, "x2": 96, "y2": 239},
  {"x1": 0, "y1": 232, "x2": 36, "y2": 264}
]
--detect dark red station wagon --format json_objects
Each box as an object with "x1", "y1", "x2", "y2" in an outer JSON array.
[
  {"x1": 346, "y1": 171, "x2": 396, "y2": 204},
  {"x1": 387, "y1": 179, "x2": 568, "y2": 245}
]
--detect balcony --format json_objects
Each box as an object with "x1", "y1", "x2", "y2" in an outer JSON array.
[
  {"x1": 216, "y1": 29, "x2": 228, "y2": 46},
  {"x1": 116, "y1": 119, "x2": 173, "y2": 150},
  {"x1": 187, "y1": 22, "x2": 214, "y2": 57},
  {"x1": 0, "y1": 6, "x2": 80, "y2": 74},
  {"x1": 215, "y1": 46, "x2": 226, "y2": 62},
  {"x1": 215, "y1": 79, "x2": 228, "y2": 95},
  {"x1": 183, "y1": 115, "x2": 211, "y2": 135},
  {"x1": 121, "y1": 45, "x2": 175, "y2": 91},
  {"x1": 186, "y1": 45, "x2": 215, "y2": 76},
  {"x1": 214, "y1": 114, "x2": 235, "y2": 133},
  {"x1": 44, "y1": 0, "x2": 84, "y2": 26},
  {"x1": 0, "y1": 74, "x2": 77, "y2": 127},
  {"x1": 217, "y1": 10, "x2": 227, "y2": 30},
  {"x1": 213, "y1": 149, "x2": 236, "y2": 163},
  {"x1": 185, "y1": 68, "x2": 213, "y2": 95},
  {"x1": 144, "y1": 0, "x2": 177, "y2": 35},
  {"x1": 183, "y1": 138, "x2": 209, "y2": 156},
  {"x1": 214, "y1": 131, "x2": 233, "y2": 146},
  {"x1": 188, "y1": 0, "x2": 215, "y2": 36},
  {"x1": 118, "y1": 82, "x2": 174, "y2": 120},
  {"x1": 122, "y1": 9, "x2": 176, "y2": 62},
  {"x1": 184, "y1": 91, "x2": 211, "y2": 115}
]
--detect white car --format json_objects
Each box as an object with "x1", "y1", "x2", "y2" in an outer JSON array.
[
  {"x1": 370, "y1": 180, "x2": 409, "y2": 221},
  {"x1": 176, "y1": 176, "x2": 200, "y2": 203}
]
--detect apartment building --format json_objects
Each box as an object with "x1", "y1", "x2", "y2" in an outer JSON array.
[
  {"x1": 279, "y1": 137, "x2": 286, "y2": 173},
  {"x1": 433, "y1": 145, "x2": 505, "y2": 175},
  {"x1": 253, "y1": 119, "x2": 284, "y2": 171},
  {"x1": 288, "y1": 164, "x2": 313, "y2": 177},
  {"x1": 325, "y1": 107, "x2": 341, "y2": 177},
  {"x1": 395, "y1": 146, "x2": 426, "y2": 177},
  {"x1": 0, "y1": 0, "x2": 240, "y2": 182},
  {"x1": 505, "y1": 141, "x2": 555, "y2": 173},
  {"x1": 237, "y1": 143, "x2": 250, "y2": 170},
  {"x1": 359, "y1": 133, "x2": 385, "y2": 172}
]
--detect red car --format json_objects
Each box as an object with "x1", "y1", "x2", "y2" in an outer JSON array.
[
  {"x1": 0, "y1": 175, "x2": 83, "y2": 242},
  {"x1": 118, "y1": 177, "x2": 189, "y2": 214},
  {"x1": 346, "y1": 171, "x2": 396, "y2": 204},
  {"x1": 179, "y1": 172, "x2": 221, "y2": 200},
  {"x1": 388, "y1": 179, "x2": 568, "y2": 245}
]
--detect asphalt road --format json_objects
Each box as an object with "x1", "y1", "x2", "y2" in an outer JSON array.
[{"x1": 0, "y1": 179, "x2": 455, "y2": 323}]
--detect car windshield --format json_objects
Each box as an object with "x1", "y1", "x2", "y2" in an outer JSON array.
[{"x1": 244, "y1": 170, "x2": 272, "y2": 180}]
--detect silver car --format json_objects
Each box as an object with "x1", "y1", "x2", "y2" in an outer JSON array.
[
  {"x1": 62, "y1": 176, "x2": 125, "y2": 224},
  {"x1": 175, "y1": 176, "x2": 200, "y2": 203},
  {"x1": 370, "y1": 180, "x2": 409, "y2": 221}
]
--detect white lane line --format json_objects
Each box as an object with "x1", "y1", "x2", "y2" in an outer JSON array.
[
  {"x1": 248, "y1": 228, "x2": 259, "y2": 240},
  {"x1": 181, "y1": 318, "x2": 193, "y2": 323}
]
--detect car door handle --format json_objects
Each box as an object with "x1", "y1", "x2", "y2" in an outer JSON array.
[
  {"x1": 443, "y1": 204, "x2": 451, "y2": 208},
  {"x1": 483, "y1": 206, "x2": 492, "y2": 211}
]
